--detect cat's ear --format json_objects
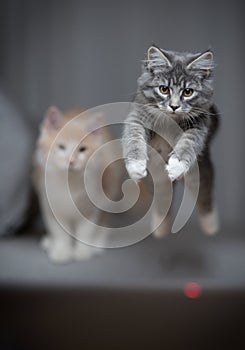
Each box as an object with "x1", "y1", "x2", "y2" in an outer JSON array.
[
  {"x1": 187, "y1": 50, "x2": 214, "y2": 76},
  {"x1": 43, "y1": 106, "x2": 63, "y2": 130},
  {"x1": 147, "y1": 46, "x2": 172, "y2": 68}
]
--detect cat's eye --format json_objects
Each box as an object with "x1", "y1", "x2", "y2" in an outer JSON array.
[
  {"x1": 79, "y1": 146, "x2": 87, "y2": 153},
  {"x1": 183, "y1": 88, "x2": 194, "y2": 97},
  {"x1": 159, "y1": 85, "x2": 170, "y2": 95},
  {"x1": 58, "y1": 144, "x2": 66, "y2": 150}
]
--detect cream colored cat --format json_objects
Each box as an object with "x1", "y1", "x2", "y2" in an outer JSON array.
[{"x1": 33, "y1": 106, "x2": 121, "y2": 263}]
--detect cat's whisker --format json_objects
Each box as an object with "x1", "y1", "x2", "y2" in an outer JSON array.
[
  {"x1": 191, "y1": 106, "x2": 222, "y2": 117},
  {"x1": 123, "y1": 45, "x2": 219, "y2": 237}
]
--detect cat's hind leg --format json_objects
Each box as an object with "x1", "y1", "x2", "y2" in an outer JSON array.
[
  {"x1": 150, "y1": 173, "x2": 173, "y2": 238},
  {"x1": 186, "y1": 154, "x2": 219, "y2": 235}
]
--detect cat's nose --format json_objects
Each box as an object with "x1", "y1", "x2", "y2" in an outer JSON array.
[
  {"x1": 170, "y1": 105, "x2": 180, "y2": 112},
  {"x1": 69, "y1": 160, "x2": 75, "y2": 168}
]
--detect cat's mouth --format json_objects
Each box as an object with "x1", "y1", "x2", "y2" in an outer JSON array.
[
  {"x1": 158, "y1": 104, "x2": 191, "y2": 119},
  {"x1": 69, "y1": 160, "x2": 75, "y2": 168},
  {"x1": 68, "y1": 161, "x2": 80, "y2": 171},
  {"x1": 157, "y1": 103, "x2": 182, "y2": 115},
  {"x1": 68, "y1": 162, "x2": 84, "y2": 172}
]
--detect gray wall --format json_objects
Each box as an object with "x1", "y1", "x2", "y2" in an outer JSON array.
[{"x1": 1, "y1": 0, "x2": 244, "y2": 227}]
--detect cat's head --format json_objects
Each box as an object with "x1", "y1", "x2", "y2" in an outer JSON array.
[
  {"x1": 138, "y1": 45, "x2": 214, "y2": 118},
  {"x1": 38, "y1": 106, "x2": 105, "y2": 171}
]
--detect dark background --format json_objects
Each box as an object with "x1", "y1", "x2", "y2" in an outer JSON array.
[{"x1": 0, "y1": 0, "x2": 245, "y2": 349}]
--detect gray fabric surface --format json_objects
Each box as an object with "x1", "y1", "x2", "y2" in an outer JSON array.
[
  {"x1": 0, "y1": 88, "x2": 34, "y2": 235},
  {"x1": 0, "y1": 226, "x2": 244, "y2": 291}
]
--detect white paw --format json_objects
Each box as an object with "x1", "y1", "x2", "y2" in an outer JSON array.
[
  {"x1": 73, "y1": 243, "x2": 103, "y2": 261},
  {"x1": 40, "y1": 235, "x2": 53, "y2": 252},
  {"x1": 126, "y1": 160, "x2": 147, "y2": 181},
  {"x1": 199, "y1": 209, "x2": 219, "y2": 235},
  {"x1": 166, "y1": 157, "x2": 188, "y2": 182},
  {"x1": 48, "y1": 242, "x2": 73, "y2": 264}
]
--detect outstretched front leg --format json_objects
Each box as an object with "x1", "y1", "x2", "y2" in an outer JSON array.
[
  {"x1": 166, "y1": 121, "x2": 208, "y2": 181},
  {"x1": 41, "y1": 212, "x2": 74, "y2": 263},
  {"x1": 73, "y1": 212, "x2": 105, "y2": 261},
  {"x1": 123, "y1": 109, "x2": 150, "y2": 181}
]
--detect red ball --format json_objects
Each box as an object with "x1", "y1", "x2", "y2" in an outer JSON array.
[{"x1": 184, "y1": 282, "x2": 202, "y2": 299}]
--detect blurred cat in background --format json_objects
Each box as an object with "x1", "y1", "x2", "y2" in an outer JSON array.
[{"x1": 33, "y1": 106, "x2": 121, "y2": 263}]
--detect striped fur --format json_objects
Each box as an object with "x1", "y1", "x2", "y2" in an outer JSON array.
[{"x1": 122, "y1": 45, "x2": 219, "y2": 235}]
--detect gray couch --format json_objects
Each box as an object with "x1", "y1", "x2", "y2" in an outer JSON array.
[{"x1": 1, "y1": 0, "x2": 245, "y2": 348}]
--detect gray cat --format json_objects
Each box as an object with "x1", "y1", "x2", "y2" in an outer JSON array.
[{"x1": 122, "y1": 45, "x2": 219, "y2": 237}]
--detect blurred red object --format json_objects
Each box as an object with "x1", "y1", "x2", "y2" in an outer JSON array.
[{"x1": 184, "y1": 282, "x2": 202, "y2": 299}]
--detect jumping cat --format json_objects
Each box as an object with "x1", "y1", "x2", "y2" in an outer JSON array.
[
  {"x1": 123, "y1": 45, "x2": 219, "y2": 237},
  {"x1": 33, "y1": 106, "x2": 121, "y2": 263}
]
